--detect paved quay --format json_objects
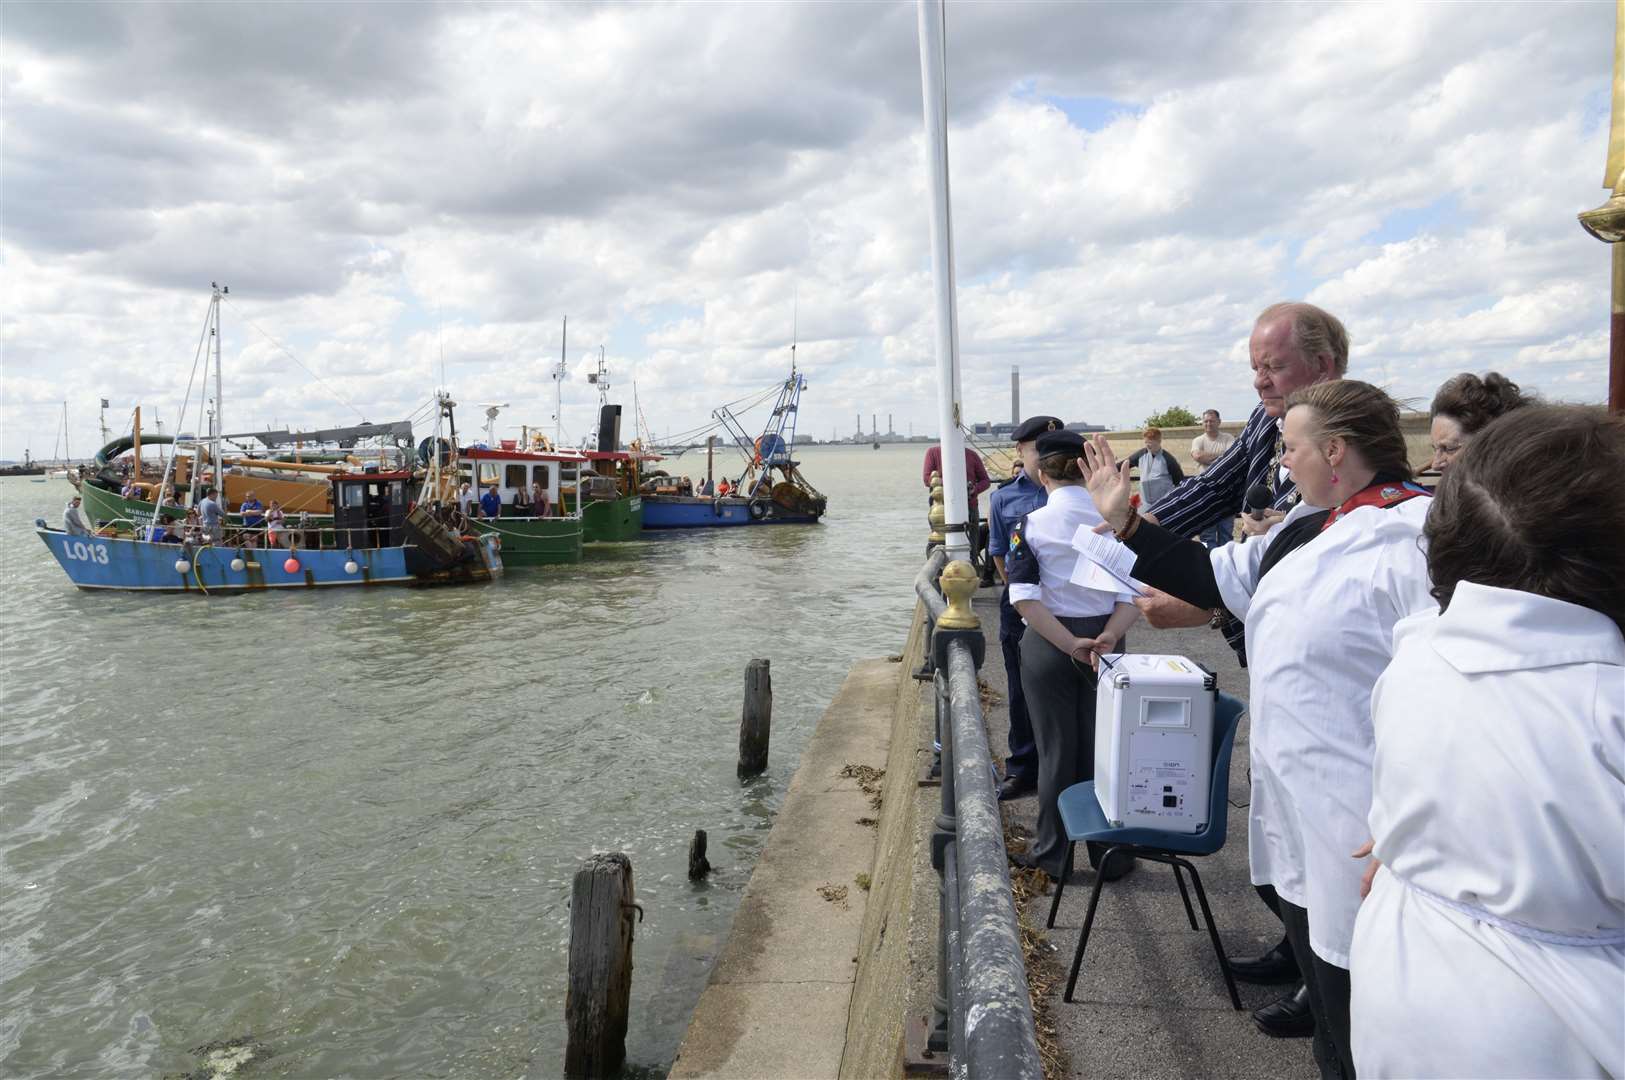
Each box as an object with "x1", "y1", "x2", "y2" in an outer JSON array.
[{"x1": 973, "y1": 585, "x2": 1315, "y2": 1079}]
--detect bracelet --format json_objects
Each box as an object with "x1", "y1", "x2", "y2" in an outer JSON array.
[{"x1": 1115, "y1": 506, "x2": 1141, "y2": 541}]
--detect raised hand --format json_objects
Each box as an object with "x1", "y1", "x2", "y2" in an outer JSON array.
[{"x1": 1079, "y1": 434, "x2": 1134, "y2": 531}]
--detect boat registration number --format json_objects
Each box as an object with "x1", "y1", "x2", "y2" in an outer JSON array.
[{"x1": 63, "y1": 541, "x2": 110, "y2": 564}]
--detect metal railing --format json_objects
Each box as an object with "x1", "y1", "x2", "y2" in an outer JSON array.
[{"x1": 914, "y1": 521, "x2": 1042, "y2": 1079}]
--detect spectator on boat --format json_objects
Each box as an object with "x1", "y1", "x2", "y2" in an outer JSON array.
[
  {"x1": 293, "y1": 511, "x2": 313, "y2": 549},
  {"x1": 480, "y1": 485, "x2": 502, "y2": 519},
  {"x1": 717, "y1": 478, "x2": 732, "y2": 497},
  {"x1": 265, "y1": 500, "x2": 285, "y2": 544},
  {"x1": 240, "y1": 491, "x2": 265, "y2": 530},
  {"x1": 120, "y1": 480, "x2": 137, "y2": 498},
  {"x1": 63, "y1": 496, "x2": 92, "y2": 536},
  {"x1": 198, "y1": 487, "x2": 224, "y2": 544},
  {"x1": 1427, "y1": 371, "x2": 1534, "y2": 473},
  {"x1": 532, "y1": 479, "x2": 551, "y2": 518},
  {"x1": 457, "y1": 481, "x2": 475, "y2": 513},
  {"x1": 182, "y1": 507, "x2": 204, "y2": 544},
  {"x1": 512, "y1": 482, "x2": 533, "y2": 515},
  {"x1": 1350, "y1": 405, "x2": 1624, "y2": 1078},
  {"x1": 1126, "y1": 427, "x2": 1185, "y2": 510},
  {"x1": 148, "y1": 521, "x2": 175, "y2": 543}
]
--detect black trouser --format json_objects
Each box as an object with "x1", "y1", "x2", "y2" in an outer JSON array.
[
  {"x1": 998, "y1": 591, "x2": 1037, "y2": 786},
  {"x1": 1019, "y1": 615, "x2": 1121, "y2": 878},
  {"x1": 1254, "y1": 882, "x2": 1300, "y2": 969},
  {"x1": 1278, "y1": 898, "x2": 1354, "y2": 1080}
]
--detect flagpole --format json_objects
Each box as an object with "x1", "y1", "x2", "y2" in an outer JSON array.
[
  {"x1": 917, "y1": 0, "x2": 970, "y2": 555},
  {"x1": 1578, "y1": 0, "x2": 1625, "y2": 413}
]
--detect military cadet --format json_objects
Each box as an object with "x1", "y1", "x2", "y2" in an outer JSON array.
[
  {"x1": 986, "y1": 415, "x2": 1063, "y2": 801},
  {"x1": 1005, "y1": 428, "x2": 1140, "y2": 882}
]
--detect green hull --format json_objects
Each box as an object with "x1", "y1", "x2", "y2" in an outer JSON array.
[
  {"x1": 581, "y1": 495, "x2": 642, "y2": 543},
  {"x1": 467, "y1": 515, "x2": 583, "y2": 565}
]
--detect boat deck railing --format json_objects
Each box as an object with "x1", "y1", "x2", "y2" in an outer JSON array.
[{"x1": 913, "y1": 472, "x2": 1043, "y2": 1080}]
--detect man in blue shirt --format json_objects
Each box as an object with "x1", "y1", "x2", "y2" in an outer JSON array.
[
  {"x1": 198, "y1": 487, "x2": 224, "y2": 544},
  {"x1": 986, "y1": 415, "x2": 1063, "y2": 801},
  {"x1": 479, "y1": 485, "x2": 503, "y2": 519},
  {"x1": 239, "y1": 491, "x2": 265, "y2": 534}
]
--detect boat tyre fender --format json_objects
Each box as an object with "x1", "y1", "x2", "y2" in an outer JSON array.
[{"x1": 749, "y1": 498, "x2": 768, "y2": 520}]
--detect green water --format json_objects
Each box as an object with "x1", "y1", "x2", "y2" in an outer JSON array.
[{"x1": 0, "y1": 444, "x2": 936, "y2": 1078}]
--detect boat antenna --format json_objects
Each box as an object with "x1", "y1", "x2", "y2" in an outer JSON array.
[{"x1": 552, "y1": 315, "x2": 568, "y2": 445}]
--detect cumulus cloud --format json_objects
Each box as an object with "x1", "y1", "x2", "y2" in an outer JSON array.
[{"x1": 0, "y1": 0, "x2": 1614, "y2": 460}]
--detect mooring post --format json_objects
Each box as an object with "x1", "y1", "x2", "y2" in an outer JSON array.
[
  {"x1": 565, "y1": 852, "x2": 636, "y2": 1079},
  {"x1": 738, "y1": 658, "x2": 772, "y2": 778},
  {"x1": 688, "y1": 829, "x2": 711, "y2": 880}
]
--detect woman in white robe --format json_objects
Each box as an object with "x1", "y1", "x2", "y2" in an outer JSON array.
[
  {"x1": 1082, "y1": 380, "x2": 1436, "y2": 1080},
  {"x1": 1351, "y1": 404, "x2": 1625, "y2": 1078}
]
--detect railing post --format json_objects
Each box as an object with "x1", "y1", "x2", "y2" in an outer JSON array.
[{"x1": 928, "y1": 668, "x2": 955, "y2": 1054}]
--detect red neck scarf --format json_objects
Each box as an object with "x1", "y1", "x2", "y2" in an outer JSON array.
[{"x1": 1321, "y1": 479, "x2": 1430, "y2": 531}]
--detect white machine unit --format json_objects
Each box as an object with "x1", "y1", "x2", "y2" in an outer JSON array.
[{"x1": 1094, "y1": 653, "x2": 1217, "y2": 833}]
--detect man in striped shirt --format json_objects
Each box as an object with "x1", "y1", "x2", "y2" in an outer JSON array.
[{"x1": 1139, "y1": 300, "x2": 1349, "y2": 641}]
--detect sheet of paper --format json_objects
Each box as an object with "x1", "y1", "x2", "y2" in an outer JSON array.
[
  {"x1": 1067, "y1": 555, "x2": 1146, "y2": 596},
  {"x1": 1070, "y1": 524, "x2": 1140, "y2": 580}
]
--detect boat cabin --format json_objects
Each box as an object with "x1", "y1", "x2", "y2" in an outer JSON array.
[
  {"x1": 331, "y1": 469, "x2": 411, "y2": 548},
  {"x1": 458, "y1": 446, "x2": 585, "y2": 517}
]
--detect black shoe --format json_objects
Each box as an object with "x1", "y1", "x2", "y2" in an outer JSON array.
[
  {"x1": 997, "y1": 776, "x2": 1037, "y2": 801},
  {"x1": 1225, "y1": 941, "x2": 1300, "y2": 985},
  {"x1": 1008, "y1": 849, "x2": 1040, "y2": 870},
  {"x1": 1252, "y1": 984, "x2": 1314, "y2": 1039}
]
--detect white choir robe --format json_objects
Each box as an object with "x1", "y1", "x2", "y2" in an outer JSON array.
[
  {"x1": 1351, "y1": 582, "x2": 1625, "y2": 1078},
  {"x1": 1211, "y1": 497, "x2": 1434, "y2": 968}
]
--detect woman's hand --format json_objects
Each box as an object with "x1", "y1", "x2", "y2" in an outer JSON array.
[
  {"x1": 1079, "y1": 435, "x2": 1134, "y2": 531},
  {"x1": 1240, "y1": 508, "x2": 1287, "y2": 537},
  {"x1": 1070, "y1": 630, "x2": 1118, "y2": 671},
  {"x1": 1352, "y1": 839, "x2": 1382, "y2": 899}
]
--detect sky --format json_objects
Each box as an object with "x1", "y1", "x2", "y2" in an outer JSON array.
[{"x1": 1, "y1": 0, "x2": 1617, "y2": 461}]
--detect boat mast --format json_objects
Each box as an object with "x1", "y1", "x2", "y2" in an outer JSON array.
[
  {"x1": 211, "y1": 283, "x2": 226, "y2": 498},
  {"x1": 553, "y1": 316, "x2": 568, "y2": 445}
]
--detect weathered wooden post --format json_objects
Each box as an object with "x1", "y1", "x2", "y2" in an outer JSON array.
[
  {"x1": 565, "y1": 852, "x2": 636, "y2": 1078},
  {"x1": 738, "y1": 658, "x2": 772, "y2": 777},
  {"x1": 688, "y1": 829, "x2": 711, "y2": 880}
]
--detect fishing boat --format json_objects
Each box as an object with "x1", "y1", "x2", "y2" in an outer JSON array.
[
  {"x1": 4, "y1": 448, "x2": 47, "y2": 478},
  {"x1": 450, "y1": 441, "x2": 587, "y2": 566},
  {"x1": 640, "y1": 365, "x2": 826, "y2": 529},
  {"x1": 36, "y1": 467, "x2": 501, "y2": 593}
]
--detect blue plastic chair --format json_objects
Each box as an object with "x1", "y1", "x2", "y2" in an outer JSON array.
[{"x1": 1046, "y1": 692, "x2": 1247, "y2": 1009}]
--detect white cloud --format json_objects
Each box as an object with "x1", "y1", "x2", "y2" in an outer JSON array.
[{"x1": 0, "y1": 0, "x2": 1615, "y2": 459}]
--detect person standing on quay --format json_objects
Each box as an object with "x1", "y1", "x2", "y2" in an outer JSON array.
[
  {"x1": 922, "y1": 441, "x2": 992, "y2": 565},
  {"x1": 986, "y1": 415, "x2": 1063, "y2": 802},
  {"x1": 1190, "y1": 409, "x2": 1237, "y2": 547},
  {"x1": 1141, "y1": 300, "x2": 1350, "y2": 1042}
]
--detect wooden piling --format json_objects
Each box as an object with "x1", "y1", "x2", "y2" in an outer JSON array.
[
  {"x1": 565, "y1": 852, "x2": 635, "y2": 1078},
  {"x1": 688, "y1": 829, "x2": 711, "y2": 880},
  {"x1": 738, "y1": 658, "x2": 772, "y2": 778}
]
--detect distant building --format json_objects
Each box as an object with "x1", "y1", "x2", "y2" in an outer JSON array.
[{"x1": 971, "y1": 419, "x2": 1105, "y2": 439}]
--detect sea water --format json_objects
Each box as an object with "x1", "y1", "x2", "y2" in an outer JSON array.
[{"x1": 0, "y1": 443, "x2": 972, "y2": 1078}]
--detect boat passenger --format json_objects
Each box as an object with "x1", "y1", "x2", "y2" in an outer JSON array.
[
  {"x1": 240, "y1": 491, "x2": 265, "y2": 530},
  {"x1": 198, "y1": 487, "x2": 225, "y2": 544},
  {"x1": 265, "y1": 500, "x2": 285, "y2": 545},
  {"x1": 63, "y1": 496, "x2": 92, "y2": 536},
  {"x1": 480, "y1": 485, "x2": 502, "y2": 519},
  {"x1": 457, "y1": 481, "x2": 475, "y2": 513},
  {"x1": 531, "y1": 479, "x2": 549, "y2": 518},
  {"x1": 717, "y1": 478, "x2": 732, "y2": 497},
  {"x1": 512, "y1": 483, "x2": 533, "y2": 515},
  {"x1": 182, "y1": 507, "x2": 204, "y2": 544}
]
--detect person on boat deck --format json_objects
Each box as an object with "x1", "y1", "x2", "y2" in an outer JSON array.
[
  {"x1": 1349, "y1": 404, "x2": 1625, "y2": 1080},
  {"x1": 1079, "y1": 380, "x2": 1434, "y2": 1080},
  {"x1": 1005, "y1": 428, "x2": 1140, "y2": 884},
  {"x1": 264, "y1": 500, "x2": 285, "y2": 542},
  {"x1": 198, "y1": 487, "x2": 224, "y2": 544},
  {"x1": 182, "y1": 507, "x2": 203, "y2": 544},
  {"x1": 120, "y1": 480, "x2": 137, "y2": 498},
  {"x1": 148, "y1": 521, "x2": 175, "y2": 543},
  {"x1": 480, "y1": 485, "x2": 502, "y2": 519},
  {"x1": 457, "y1": 481, "x2": 474, "y2": 513},
  {"x1": 63, "y1": 496, "x2": 92, "y2": 536},
  {"x1": 512, "y1": 483, "x2": 533, "y2": 515},
  {"x1": 239, "y1": 491, "x2": 264, "y2": 530},
  {"x1": 531, "y1": 479, "x2": 550, "y2": 518},
  {"x1": 717, "y1": 478, "x2": 732, "y2": 497}
]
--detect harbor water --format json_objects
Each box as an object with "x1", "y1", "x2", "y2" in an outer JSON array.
[{"x1": 0, "y1": 443, "x2": 971, "y2": 1078}]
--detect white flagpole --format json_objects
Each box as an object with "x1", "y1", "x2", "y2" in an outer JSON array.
[{"x1": 917, "y1": 0, "x2": 970, "y2": 555}]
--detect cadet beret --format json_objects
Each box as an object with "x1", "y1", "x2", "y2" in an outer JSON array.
[
  {"x1": 1011, "y1": 415, "x2": 1065, "y2": 443},
  {"x1": 1035, "y1": 429, "x2": 1086, "y2": 458}
]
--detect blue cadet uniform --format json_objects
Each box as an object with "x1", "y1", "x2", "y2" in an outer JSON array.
[
  {"x1": 988, "y1": 416, "x2": 1064, "y2": 791},
  {"x1": 1008, "y1": 428, "x2": 1137, "y2": 880}
]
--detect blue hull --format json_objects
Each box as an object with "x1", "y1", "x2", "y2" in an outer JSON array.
[
  {"x1": 36, "y1": 527, "x2": 502, "y2": 593},
  {"x1": 640, "y1": 495, "x2": 822, "y2": 530}
]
